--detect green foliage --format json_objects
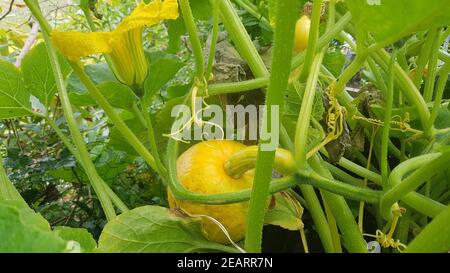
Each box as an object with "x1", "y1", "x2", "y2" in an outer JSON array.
[
  {"x1": 22, "y1": 43, "x2": 72, "y2": 108},
  {"x1": 0, "y1": 59, "x2": 31, "y2": 119},
  {"x1": 323, "y1": 49, "x2": 347, "y2": 78},
  {"x1": 283, "y1": 83, "x2": 325, "y2": 122},
  {"x1": 68, "y1": 63, "x2": 117, "y2": 94},
  {"x1": 70, "y1": 81, "x2": 136, "y2": 109},
  {"x1": 53, "y1": 226, "x2": 97, "y2": 252},
  {"x1": 144, "y1": 52, "x2": 185, "y2": 100},
  {"x1": 0, "y1": 200, "x2": 69, "y2": 252},
  {"x1": 265, "y1": 193, "x2": 304, "y2": 231},
  {"x1": 189, "y1": 0, "x2": 212, "y2": 20},
  {"x1": 97, "y1": 205, "x2": 233, "y2": 253},
  {"x1": 346, "y1": 0, "x2": 450, "y2": 46}
]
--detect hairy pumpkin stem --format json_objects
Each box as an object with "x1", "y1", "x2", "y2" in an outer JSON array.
[{"x1": 224, "y1": 146, "x2": 296, "y2": 179}]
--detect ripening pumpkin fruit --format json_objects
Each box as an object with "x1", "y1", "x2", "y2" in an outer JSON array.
[
  {"x1": 167, "y1": 140, "x2": 254, "y2": 244},
  {"x1": 293, "y1": 15, "x2": 311, "y2": 54}
]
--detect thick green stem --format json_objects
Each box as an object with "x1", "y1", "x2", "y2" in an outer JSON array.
[
  {"x1": 298, "y1": 0, "x2": 323, "y2": 82},
  {"x1": 333, "y1": 52, "x2": 368, "y2": 95},
  {"x1": 282, "y1": 119, "x2": 335, "y2": 252},
  {"x1": 309, "y1": 155, "x2": 368, "y2": 253},
  {"x1": 339, "y1": 154, "x2": 445, "y2": 218},
  {"x1": 180, "y1": 0, "x2": 205, "y2": 79},
  {"x1": 325, "y1": 162, "x2": 364, "y2": 187},
  {"x1": 206, "y1": 0, "x2": 220, "y2": 79},
  {"x1": 413, "y1": 28, "x2": 437, "y2": 88},
  {"x1": 131, "y1": 103, "x2": 147, "y2": 128},
  {"x1": 293, "y1": 4, "x2": 340, "y2": 253},
  {"x1": 217, "y1": 0, "x2": 268, "y2": 77},
  {"x1": 41, "y1": 33, "x2": 116, "y2": 221},
  {"x1": 423, "y1": 28, "x2": 442, "y2": 102},
  {"x1": 366, "y1": 57, "x2": 387, "y2": 93},
  {"x1": 300, "y1": 172, "x2": 381, "y2": 203},
  {"x1": 232, "y1": 0, "x2": 271, "y2": 31},
  {"x1": 224, "y1": 146, "x2": 295, "y2": 178},
  {"x1": 24, "y1": 0, "x2": 51, "y2": 34},
  {"x1": 381, "y1": 151, "x2": 450, "y2": 220},
  {"x1": 208, "y1": 77, "x2": 269, "y2": 95},
  {"x1": 225, "y1": 147, "x2": 381, "y2": 203},
  {"x1": 299, "y1": 185, "x2": 335, "y2": 253},
  {"x1": 380, "y1": 53, "x2": 395, "y2": 188},
  {"x1": 295, "y1": 53, "x2": 324, "y2": 167},
  {"x1": 322, "y1": 197, "x2": 342, "y2": 253},
  {"x1": 426, "y1": 63, "x2": 450, "y2": 134},
  {"x1": 244, "y1": 0, "x2": 298, "y2": 253}
]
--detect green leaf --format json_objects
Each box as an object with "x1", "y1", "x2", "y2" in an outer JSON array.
[
  {"x1": 166, "y1": 83, "x2": 191, "y2": 99},
  {"x1": 0, "y1": 201, "x2": 68, "y2": 252},
  {"x1": 145, "y1": 52, "x2": 184, "y2": 99},
  {"x1": 167, "y1": 17, "x2": 186, "y2": 53},
  {"x1": 49, "y1": 145, "x2": 129, "y2": 185},
  {"x1": 346, "y1": 0, "x2": 450, "y2": 46},
  {"x1": 323, "y1": 50, "x2": 346, "y2": 78},
  {"x1": 0, "y1": 160, "x2": 27, "y2": 205},
  {"x1": 109, "y1": 115, "x2": 149, "y2": 156},
  {"x1": 264, "y1": 193, "x2": 304, "y2": 231},
  {"x1": 21, "y1": 42, "x2": 71, "y2": 108},
  {"x1": 189, "y1": 0, "x2": 212, "y2": 20},
  {"x1": 97, "y1": 205, "x2": 230, "y2": 253},
  {"x1": 435, "y1": 106, "x2": 450, "y2": 130},
  {"x1": 68, "y1": 63, "x2": 117, "y2": 94},
  {"x1": 0, "y1": 59, "x2": 31, "y2": 119},
  {"x1": 283, "y1": 82, "x2": 324, "y2": 121},
  {"x1": 69, "y1": 81, "x2": 136, "y2": 109},
  {"x1": 53, "y1": 226, "x2": 97, "y2": 253}
]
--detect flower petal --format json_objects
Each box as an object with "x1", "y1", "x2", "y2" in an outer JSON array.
[
  {"x1": 115, "y1": 0, "x2": 179, "y2": 34},
  {"x1": 51, "y1": 31, "x2": 112, "y2": 59}
]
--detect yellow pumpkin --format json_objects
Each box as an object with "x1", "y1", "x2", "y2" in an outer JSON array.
[
  {"x1": 168, "y1": 140, "x2": 254, "y2": 244},
  {"x1": 293, "y1": 15, "x2": 311, "y2": 54}
]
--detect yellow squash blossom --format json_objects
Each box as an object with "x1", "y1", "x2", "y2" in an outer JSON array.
[{"x1": 52, "y1": 0, "x2": 179, "y2": 89}]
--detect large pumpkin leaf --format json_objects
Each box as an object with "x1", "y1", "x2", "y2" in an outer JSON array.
[
  {"x1": 0, "y1": 201, "x2": 68, "y2": 252},
  {"x1": 97, "y1": 205, "x2": 234, "y2": 253},
  {"x1": 346, "y1": 0, "x2": 450, "y2": 46},
  {"x1": 21, "y1": 42, "x2": 71, "y2": 108},
  {"x1": 53, "y1": 226, "x2": 97, "y2": 253},
  {"x1": 0, "y1": 59, "x2": 31, "y2": 119}
]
